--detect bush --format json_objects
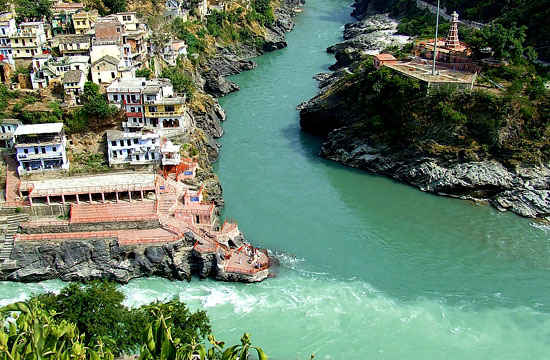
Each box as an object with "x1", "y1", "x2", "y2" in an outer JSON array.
[
  {"x1": 135, "y1": 67, "x2": 152, "y2": 80},
  {"x1": 161, "y1": 67, "x2": 195, "y2": 100},
  {"x1": 32, "y1": 281, "x2": 212, "y2": 356}
]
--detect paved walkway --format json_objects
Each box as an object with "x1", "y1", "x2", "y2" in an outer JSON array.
[{"x1": 4, "y1": 156, "x2": 21, "y2": 204}]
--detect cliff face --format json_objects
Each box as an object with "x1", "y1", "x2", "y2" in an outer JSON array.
[{"x1": 298, "y1": 0, "x2": 550, "y2": 221}]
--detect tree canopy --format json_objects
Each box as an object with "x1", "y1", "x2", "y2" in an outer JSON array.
[{"x1": 15, "y1": 0, "x2": 52, "y2": 22}]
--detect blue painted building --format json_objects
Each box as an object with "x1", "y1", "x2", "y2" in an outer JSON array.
[{"x1": 14, "y1": 123, "x2": 70, "y2": 175}]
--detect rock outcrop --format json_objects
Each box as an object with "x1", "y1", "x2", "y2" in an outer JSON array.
[
  {"x1": 1, "y1": 232, "x2": 265, "y2": 283},
  {"x1": 298, "y1": 0, "x2": 550, "y2": 221}
]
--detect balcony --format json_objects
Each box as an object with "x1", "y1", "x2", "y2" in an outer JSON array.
[
  {"x1": 17, "y1": 152, "x2": 63, "y2": 161},
  {"x1": 122, "y1": 121, "x2": 144, "y2": 129},
  {"x1": 125, "y1": 111, "x2": 143, "y2": 118},
  {"x1": 145, "y1": 110, "x2": 183, "y2": 118}
]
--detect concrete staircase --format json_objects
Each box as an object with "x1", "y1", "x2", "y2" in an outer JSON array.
[{"x1": 0, "y1": 214, "x2": 29, "y2": 263}]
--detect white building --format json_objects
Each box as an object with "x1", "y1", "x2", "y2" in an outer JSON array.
[
  {"x1": 63, "y1": 69, "x2": 85, "y2": 105},
  {"x1": 10, "y1": 22, "x2": 47, "y2": 60},
  {"x1": 0, "y1": 118, "x2": 21, "y2": 148},
  {"x1": 106, "y1": 78, "x2": 189, "y2": 134},
  {"x1": 0, "y1": 13, "x2": 16, "y2": 65},
  {"x1": 14, "y1": 123, "x2": 69, "y2": 175},
  {"x1": 106, "y1": 77, "x2": 147, "y2": 129},
  {"x1": 162, "y1": 39, "x2": 187, "y2": 66},
  {"x1": 31, "y1": 55, "x2": 89, "y2": 90},
  {"x1": 106, "y1": 129, "x2": 181, "y2": 166}
]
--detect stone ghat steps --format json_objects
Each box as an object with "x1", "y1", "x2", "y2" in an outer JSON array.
[
  {"x1": 0, "y1": 214, "x2": 29, "y2": 262},
  {"x1": 156, "y1": 193, "x2": 178, "y2": 215},
  {"x1": 70, "y1": 202, "x2": 158, "y2": 223}
]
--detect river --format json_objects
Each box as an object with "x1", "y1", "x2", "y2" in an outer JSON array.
[{"x1": 2, "y1": 0, "x2": 550, "y2": 359}]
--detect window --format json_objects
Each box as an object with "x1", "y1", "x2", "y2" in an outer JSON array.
[
  {"x1": 113, "y1": 94, "x2": 118, "y2": 101},
  {"x1": 41, "y1": 147, "x2": 45, "y2": 154},
  {"x1": 111, "y1": 72, "x2": 115, "y2": 78},
  {"x1": 130, "y1": 107, "x2": 135, "y2": 112},
  {"x1": 1, "y1": 126, "x2": 4, "y2": 133},
  {"x1": 34, "y1": 147, "x2": 39, "y2": 153},
  {"x1": 126, "y1": 139, "x2": 131, "y2": 146},
  {"x1": 111, "y1": 141, "x2": 116, "y2": 146},
  {"x1": 133, "y1": 138, "x2": 138, "y2": 144},
  {"x1": 116, "y1": 27, "x2": 120, "y2": 32},
  {"x1": 23, "y1": 148, "x2": 28, "y2": 154}
]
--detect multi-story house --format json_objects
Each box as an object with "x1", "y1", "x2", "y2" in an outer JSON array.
[
  {"x1": 31, "y1": 55, "x2": 89, "y2": 89},
  {"x1": 72, "y1": 10, "x2": 98, "y2": 35},
  {"x1": 0, "y1": 118, "x2": 21, "y2": 148},
  {"x1": 63, "y1": 69, "x2": 85, "y2": 105},
  {"x1": 51, "y1": 2, "x2": 84, "y2": 35},
  {"x1": 0, "y1": 12, "x2": 16, "y2": 65},
  {"x1": 30, "y1": 53, "x2": 52, "y2": 89},
  {"x1": 10, "y1": 22, "x2": 47, "y2": 61},
  {"x1": 143, "y1": 79, "x2": 187, "y2": 132},
  {"x1": 106, "y1": 77, "x2": 146, "y2": 129},
  {"x1": 57, "y1": 34, "x2": 92, "y2": 56},
  {"x1": 106, "y1": 78, "x2": 188, "y2": 133},
  {"x1": 14, "y1": 123, "x2": 69, "y2": 175},
  {"x1": 106, "y1": 129, "x2": 181, "y2": 166}
]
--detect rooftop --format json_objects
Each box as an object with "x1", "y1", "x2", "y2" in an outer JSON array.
[
  {"x1": 106, "y1": 129, "x2": 159, "y2": 141},
  {"x1": 0, "y1": 118, "x2": 22, "y2": 125},
  {"x1": 63, "y1": 69, "x2": 83, "y2": 84},
  {"x1": 385, "y1": 61, "x2": 476, "y2": 84},
  {"x1": 107, "y1": 77, "x2": 147, "y2": 91},
  {"x1": 56, "y1": 34, "x2": 91, "y2": 44},
  {"x1": 14, "y1": 123, "x2": 64, "y2": 136},
  {"x1": 375, "y1": 53, "x2": 397, "y2": 61}
]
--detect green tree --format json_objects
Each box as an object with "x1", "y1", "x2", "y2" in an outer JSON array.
[
  {"x1": 34, "y1": 281, "x2": 213, "y2": 356},
  {"x1": 80, "y1": 81, "x2": 118, "y2": 120},
  {"x1": 35, "y1": 282, "x2": 135, "y2": 355},
  {"x1": 479, "y1": 23, "x2": 527, "y2": 61},
  {"x1": 15, "y1": 0, "x2": 52, "y2": 22},
  {"x1": 161, "y1": 67, "x2": 195, "y2": 100}
]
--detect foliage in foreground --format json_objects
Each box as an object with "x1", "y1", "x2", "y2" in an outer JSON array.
[{"x1": 0, "y1": 281, "x2": 267, "y2": 359}]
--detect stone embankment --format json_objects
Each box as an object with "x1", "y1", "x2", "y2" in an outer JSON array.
[
  {"x1": 298, "y1": 0, "x2": 550, "y2": 221},
  {"x1": 1, "y1": 233, "x2": 265, "y2": 284}
]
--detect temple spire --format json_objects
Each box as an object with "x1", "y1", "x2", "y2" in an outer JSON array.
[{"x1": 445, "y1": 11, "x2": 460, "y2": 50}]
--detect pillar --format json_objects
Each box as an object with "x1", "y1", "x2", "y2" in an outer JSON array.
[
  {"x1": 29, "y1": 196, "x2": 33, "y2": 206},
  {"x1": 115, "y1": 192, "x2": 119, "y2": 203},
  {"x1": 128, "y1": 190, "x2": 132, "y2": 202},
  {"x1": 89, "y1": 193, "x2": 92, "y2": 203},
  {"x1": 76, "y1": 194, "x2": 80, "y2": 204},
  {"x1": 61, "y1": 194, "x2": 65, "y2": 205},
  {"x1": 140, "y1": 190, "x2": 144, "y2": 201},
  {"x1": 46, "y1": 195, "x2": 50, "y2": 205},
  {"x1": 101, "y1": 192, "x2": 105, "y2": 203}
]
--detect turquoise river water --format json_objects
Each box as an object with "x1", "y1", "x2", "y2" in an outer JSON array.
[{"x1": 2, "y1": 1, "x2": 550, "y2": 358}]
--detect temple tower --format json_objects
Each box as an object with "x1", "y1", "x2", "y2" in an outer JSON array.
[{"x1": 445, "y1": 11, "x2": 460, "y2": 49}]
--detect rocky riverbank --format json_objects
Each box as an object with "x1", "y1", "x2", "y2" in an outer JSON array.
[
  {"x1": 298, "y1": 0, "x2": 550, "y2": 221},
  {"x1": 2, "y1": 232, "x2": 264, "y2": 283}
]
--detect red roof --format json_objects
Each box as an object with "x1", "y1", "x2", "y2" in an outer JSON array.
[{"x1": 374, "y1": 53, "x2": 397, "y2": 61}]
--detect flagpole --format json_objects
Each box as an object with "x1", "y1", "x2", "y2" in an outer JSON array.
[{"x1": 432, "y1": 0, "x2": 440, "y2": 75}]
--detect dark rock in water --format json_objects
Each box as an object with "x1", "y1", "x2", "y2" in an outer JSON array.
[{"x1": 203, "y1": 70, "x2": 240, "y2": 97}]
